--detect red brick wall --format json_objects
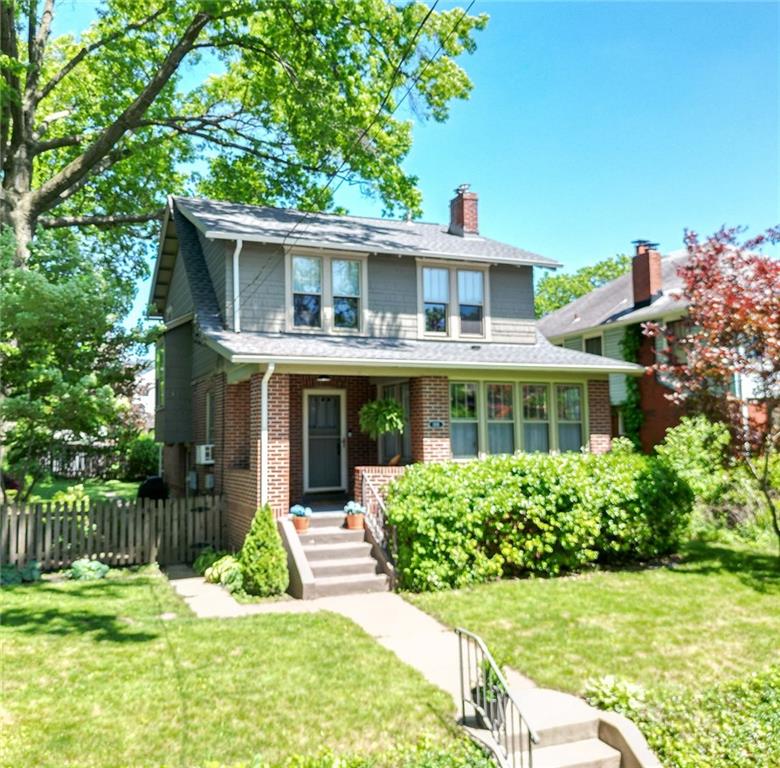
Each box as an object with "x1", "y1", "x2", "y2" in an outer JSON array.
[
  {"x1": 288, "y1": 375, "x2": 378, "y2": 504},
  {"x1": 409, "y1": 376, "x2": 451, "y2": 463},
  {"x1": 587, "y1": 380, "x2": 612, "y2": 454},
  {"x1": 449, "y1": 189, "x2": 479, "y2": 235},
  {"x1": 353, "y1": 465, "x2": 407, "y2": 504},
  {"x1": 266, "y1": 373, "x2": 290, "y2": 517},
  {"x1": 632, "y1": 244, "x2": 662, "y2": 307},
  {"x1": 637, "y1": 334, "x2": 684, "y2": 452}
]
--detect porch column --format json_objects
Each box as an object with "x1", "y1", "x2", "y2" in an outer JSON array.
[
  {"x1": 265, "y1": 372, "x2": 290, "y2": 517},
  {"x1": 587, "y1": 379, "x2": 612, "y2": 454},
  {"x1": 409, "y1": 376, "x2": 451, "y2": 463}
]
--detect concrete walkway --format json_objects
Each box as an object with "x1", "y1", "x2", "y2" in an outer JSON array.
[{"x1": 166, "y1": 565, "x2": 534, "y2": 704}]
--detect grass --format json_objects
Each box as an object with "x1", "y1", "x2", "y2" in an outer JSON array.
[
  {"x1": 15, "y1": 476, "x2": 138, "y2": 503},
  {"x1": 1, "y1": 567, "x2": 457, "y2": 768},
  {"x1": 406, "y1": 538, "x2": 780, "y2": 694}
]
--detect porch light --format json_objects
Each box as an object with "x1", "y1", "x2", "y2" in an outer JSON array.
[{"x1": 316, "y1": 375, "x2": 331, "y2": 383}]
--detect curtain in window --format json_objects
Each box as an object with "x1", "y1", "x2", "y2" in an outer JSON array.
[
  {"x1": 457, "y1": 271, "x2": 483, "y2": 304},
  {"x1": 424, "y1": 268, "x2": 449, "y2": 301},
  {"x1": 523, "y1": 423, "x2": 549, "y2": 453}
]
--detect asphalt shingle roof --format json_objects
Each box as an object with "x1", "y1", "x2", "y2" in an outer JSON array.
[
  {"x1": 537, "y1": 251, "x2": 690, "y2": 339},
  {"x1": 173, "y1": 196, "x2": 561, "y2": 268}
]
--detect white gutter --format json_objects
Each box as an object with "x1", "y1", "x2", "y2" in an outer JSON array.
[
  {"x1": 260, "y1": 361, "x2": 275, "y2": 507},
  {"x1": 232, "y1": 239, "x2": 243, "y2": 332}
]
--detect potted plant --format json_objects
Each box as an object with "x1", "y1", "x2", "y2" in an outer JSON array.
[
  {"x1": 358, "y1": 398, "x2": 405, "y2": 465},
  {"x1": 344, "y1": 500, "x2": 366, "y2": 530},
  {"x1": 289, "y1": 504, "x2": 312, "y2": 533}
]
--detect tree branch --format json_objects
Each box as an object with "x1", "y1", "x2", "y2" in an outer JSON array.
[
  {"x1": 31, "y1": 11, "x2": 212, "y2": 215},
  {"x1": 25, "y1": 0, "x2": 55, "y2": 108},
  {"x1": 39, "y1": 211, "x2": 163, "y2": 229},
  {"x1": 1, "y1": 0, "x2": 23, "y2": 174},
  {"x1": 34, "y1": 133, "x2": 86, "y2": 153},
  {"x1": 36, "y1": 6, "x2": 167, "y2": 105}
]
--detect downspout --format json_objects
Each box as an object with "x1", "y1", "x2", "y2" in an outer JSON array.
[
  {"x1": 232, "y1": 239, "x2": 243, "y2": 332},
  {"x1": 260, "y1": 362, "x2": 276, "y2": 507}
]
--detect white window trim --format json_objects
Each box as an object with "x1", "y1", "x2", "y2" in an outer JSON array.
[
  {"x1": 554, "y1": 383, "x2": 585, "y2": 453},
  {"x1": 417, "y1": 259, "x2": 491, "y2": 341},
  {"x1": 285, "y1": 251, "x2": 368, "y2": 335}
]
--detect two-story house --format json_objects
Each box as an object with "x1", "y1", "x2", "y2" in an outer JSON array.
[{"x1": 150, "y1": 186, "x2": 640, "y2": 548}]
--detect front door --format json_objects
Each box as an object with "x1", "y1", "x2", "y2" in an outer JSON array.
[{"x1": 304, "y1": 390, "x2": 346, "y2": 492}]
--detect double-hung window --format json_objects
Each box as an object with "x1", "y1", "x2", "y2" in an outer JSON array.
[
  {"x1": 584, "y1": 335, "x2": 602, "y2": 356},
  {"x1": 486, "y1": 383, "x2": 514, "y2": 454},
  {"x1": 458, "y1": 270, "x2": 484, "y2": 336},
  {"x1": 522, "y1": 384, "x2": 549, "y2": 453},
  {"x1": 332, "y1": 259, "x2": 361, "y2": 330},
  {"x1": 450, "y1": 382, "x2": 479, "y2": 458},
  {"x1": 292, "y1": 256, "x2": 322, "y2": 328},
  {"x1": 423, "y1": 267, "x2": 449, "y2": 333},
  {"x1": 556, "y1": 384, "x2": 583, "y2": 451}
]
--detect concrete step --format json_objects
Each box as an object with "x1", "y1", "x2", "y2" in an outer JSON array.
[
  {"x1": 298, "y1": 527, "x2": 365, "y2": 546},
  {"x1": 314, "y1": 572, "x2": 389, "y2": 597},
  {"x1": 524, "y1": 738, "x2": 621, "y2": 768},
  {"x1": 310, "y1": 557, "x2": 380, "y2": 578},
  {"x1": 303, "y1": 541, "x2": 373, "y2": 561},
  {"x1": 512, "y1": 688, "x2": 600, "y2": 748},
  {"x1": 307, "y1": 512, "x2": 347, "y2": 529}
]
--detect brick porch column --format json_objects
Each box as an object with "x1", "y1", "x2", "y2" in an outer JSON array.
[
  {"x1": 587, "y1": 379, "x2": 611, "y2": 454},
  {"x1": 265, "y1": 372, "x2": 290, "y2": 517},
  {"x1": 409, "y1": 376, "x2": 451, "y2": 463}
]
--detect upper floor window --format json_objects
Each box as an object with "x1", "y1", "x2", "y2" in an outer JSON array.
[
  {"x1": 288, "y1": 253, "x2": 365, "y2": 333},
  {"x1": 423, "y1": 267, "x2": 449, "y2": 333},
  {"x1": 584, "y1": 335, "x2": 602, "y2": 356},
  {"x1": 292, "y1": 256, "x2": 322, "y2": 328},
  {"x1": 419, "y1": 262, "x2": 489, "y2": 339}
]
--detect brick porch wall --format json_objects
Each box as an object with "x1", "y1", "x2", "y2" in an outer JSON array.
[
  {"x1": 409, "y1": 376, "x2": 451, "y2": 463},
  {"x1": 587, "y1": 379, "x2": 612, "y2": 454},
  {"x1": 353, "y1": 465, "x2": 407, "y2": 505}
]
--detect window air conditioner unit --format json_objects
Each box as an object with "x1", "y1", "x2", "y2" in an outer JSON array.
[{"x1": 195, "y1": 444, "x2": 215, "y2": 465}]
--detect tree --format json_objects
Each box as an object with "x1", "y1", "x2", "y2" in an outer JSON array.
[
  {"x1": 0, "y1": 229, "x2": 149, "y2": 500},
  {"x1": 535, "y1": 253, "x2": 630, "y2": 318},
  {"x1": 644, "y1": 226, "x2": 780, "y2": 550},
  {"x1": 1, "y1": 0, "x2": 487, "y2": 274}
]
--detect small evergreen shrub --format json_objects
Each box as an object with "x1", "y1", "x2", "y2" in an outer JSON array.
[
  {"x1": 386, "y1": 453, "x2": 693, "y2": 591},
  {"x1": 69, "y1": 558, "x2": 109, "y2": 580},
  {"x1": 0, "y1": 560, "x2": 42, "y2": 585},
  {"x1": 239, "y1": 504, "x2": 289, "y2": 597},
  {"x1": 124, "y1": 432, "x2": 159, "y2": 479},
  {"x1": 204, "y1": 555, "x2": 244, "y2": 594},
  {"x1": 193, "y1": 546, "x2": 227, "y2": 575}
]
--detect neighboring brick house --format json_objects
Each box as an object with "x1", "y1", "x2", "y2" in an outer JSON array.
[{"x1": 149, "y1": 187, "x2": 640, "y2": 547}]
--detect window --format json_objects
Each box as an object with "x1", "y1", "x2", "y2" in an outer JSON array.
[
  {"x1": 458, "y1": 270, "x2": 484, "y2": 335},
  {"x1": 666, "y1": 319, "x2": 689, "y2": 365},
  {"x1": 522, "y1": 384, "x2": 549, "y2": 452},
  {"x1": 155, "y1": 343, "x2": 165, "y2": 408},
  {"x1": 332, "y1": 259, "x2": 360, "y2": 330},
  {"x1": 450, "y1": 382, "x2": 479, "y2": 458},
  {"x1": 487, "y1": 383, "x2": 514, "y2": 454},
  {"x1": 584, "y1": 336, "x2": 602, "y2": 356},
  {"x1": 556, "y1": 384, "x2": 583, "y2": 452},
  {"x1": 423, "y1": 267, "x2": 449, "y2": 333},
  {"x1": 205, "y1": 391, "x2": 215, "y2": 444},
  {"x1": 292, "y1": 256, "x2": 322, "y2": 328},
  {"x1": 380, "y1": 383, "x2": 411, "y2": 462}
]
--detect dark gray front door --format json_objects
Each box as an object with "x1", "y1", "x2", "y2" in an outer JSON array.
[{"x1": 306, "y1": 393, "x2": 343, "y2": 491}]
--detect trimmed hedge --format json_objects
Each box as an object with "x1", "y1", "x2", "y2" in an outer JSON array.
[{"x1": 386, "y1": 453, "x2": 692, "y2": 592}]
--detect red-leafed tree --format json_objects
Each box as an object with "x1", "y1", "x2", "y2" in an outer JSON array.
[{"x1": 644, "y1": 226, "x2": 780, "y2": 550}]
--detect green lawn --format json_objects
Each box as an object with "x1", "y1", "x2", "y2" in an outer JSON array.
[
  {"x1": 407, "y1": 539, "x2": 780, "y2": 694},
  {"x1": 18, "y1": 476, "x2": 138, "y2": 503},
  {"x1": 1, "y1": 567, "x2": 458, "y2": 768}
]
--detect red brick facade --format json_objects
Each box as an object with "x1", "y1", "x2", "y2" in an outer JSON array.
[
  {"x1": 587, "y1": 379, "x2": 612, "y2": 454},
  {"x1": 449, "y1": 186, "x2": 479, "y2": 236},
  {"x1": 632, "y1": 243, "x2": 662, "y2": 307},
  {"x1": 637, "y1": 334, "x2": 684, "y2": 452},
  {"x1": 409, "y1": 376, "x2": 451, "y2": 463}
]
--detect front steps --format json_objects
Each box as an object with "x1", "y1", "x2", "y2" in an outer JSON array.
[{"x1": 298, "y1": 513, "x2": 390, "y2": 598}]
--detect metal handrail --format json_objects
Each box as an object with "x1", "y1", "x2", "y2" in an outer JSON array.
[
  {"x1": 456, "y1": 627, "x2": 538, "y2": 768},
  {"x1": 361, "y1": 473, "x2": 397, "y2": 559}
]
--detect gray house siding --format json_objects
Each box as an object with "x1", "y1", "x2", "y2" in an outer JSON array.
[
  {"x1": 198, "y1": 232, "x2": 228, "y2": 323},
  {"x1": 366, "y1": 254, "x2": 419, "y2": 338},
  {"x1": 159, "y1": 322, "x2": 193, "y2": 444},
  {"x1": 229, "y1": 242, "x2": 286, "y2": 333},
  {"x1": 192, "y1": 338, "x2": 220, "y2": 380},
  {"x1": 564, "y1": 335, "x2": 583, "y2": 351},
  {"x1": 489, "y1": 264, "x2": 536, "y2": 343},
  {"x1": 166, "y1": 256, "x2": 193, "y2": 319}
]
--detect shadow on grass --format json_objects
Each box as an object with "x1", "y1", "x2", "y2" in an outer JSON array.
[
  {"x1": 675, "y1": 540, "x2": 780, "y2": 594},
  {"x1": 2, "y1": 605, "x2": 159, "y2": 642}
]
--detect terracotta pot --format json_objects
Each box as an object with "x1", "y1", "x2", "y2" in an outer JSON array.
[
  {"x1": 345, "y1": 513, "x2": 364, "y2": 530},
  {"x1": 291, "y1": 515, "x2": 310, "y2": 533}
]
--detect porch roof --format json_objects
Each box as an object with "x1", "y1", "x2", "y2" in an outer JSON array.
[{"x1": 200, "y1": 327, "x2": 643, "y2": 374}]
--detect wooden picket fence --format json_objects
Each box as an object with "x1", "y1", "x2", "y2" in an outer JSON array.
[{"x1": 1, "y1": 496, "x2": 222, "y2": 570}]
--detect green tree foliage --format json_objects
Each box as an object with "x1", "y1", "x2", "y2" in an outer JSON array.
[
  {"x1": 122, "y1": 432, "x2": 160, "y2": 480},
  {"x1": 239, "y1": 505, "x2": 289, "y2": 597},
  {"x1": 0, "y1": 230, "x2": 148, "y2": 499},
  {"x1": 535, "y1": 253, "x2": 630, "y2": 318},
  {"x1": 2, "y1": 0, "x2": 487, "y2": 277}
]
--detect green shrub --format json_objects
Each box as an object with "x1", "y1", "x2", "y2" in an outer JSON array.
[
  {"x1": 0, "y1": 560, "x2": 41, "y2": 585},
  {"x1": 585, "y1": 666, "x2": 780, "y2": 768},
  {"x1": 239, "y1": 505, "x2": 289, "y2": 597},
  {"x1": 124, "y1": 432, "x2": 159, "y2": 480},
  {"x1": 387, "y1": 453, "x2": 693, "y2": 592},
  {"x1": 204, "y1": 555, "x2": 244, "y2": 594},
  {"x1": 193, "y1": 546, "x2": 227, "y2": 575},
  {"x1": 51, "y1": 482, "x2": 88, "y2": 505},
  {"x1": 69, "y1": 558, "x2": 109, "y2": 580}
]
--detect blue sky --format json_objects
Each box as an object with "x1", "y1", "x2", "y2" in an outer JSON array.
[{"x1": 56, "y1": 1, "x2": 779, "y2": 327}]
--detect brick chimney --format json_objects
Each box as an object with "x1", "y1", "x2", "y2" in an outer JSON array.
[
  {"x1": 631, "y1": 239, "x2": 662, "y2": 308},
  {"x1": 449, "y1": 184, "x2": 478, "y2": 236}
]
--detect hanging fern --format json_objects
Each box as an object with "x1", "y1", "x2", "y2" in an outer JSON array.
[{"x1": 359, "y1": 398, "x2": 405, "y2": 440}]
